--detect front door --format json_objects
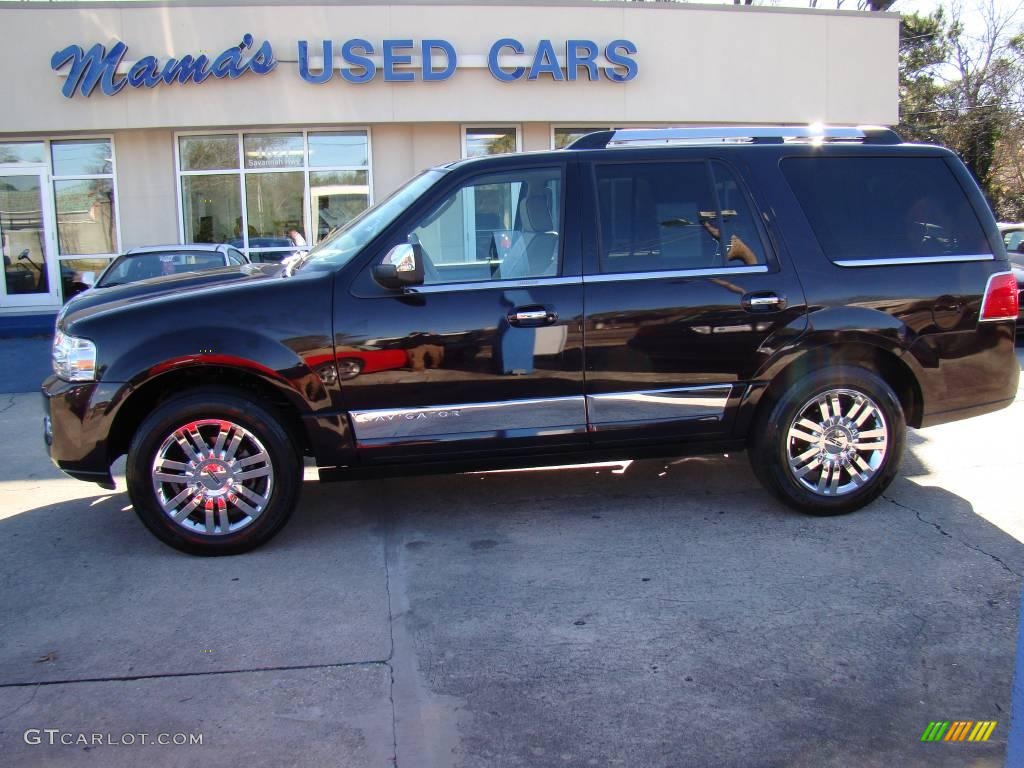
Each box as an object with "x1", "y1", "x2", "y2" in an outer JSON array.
[
  {"x1": 0, "y1": 167, "x2": 59, "y2": 309},
  {"x1": 581, "y1": 156, "x2": 808, "y2": 443},
  {"x1": 335, "y1": 161, "x2": 586, "y2": 462}
]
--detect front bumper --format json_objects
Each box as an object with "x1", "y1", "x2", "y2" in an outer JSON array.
[{"x1": 42, "y1": 375, "x2": 119, "y2": 489}]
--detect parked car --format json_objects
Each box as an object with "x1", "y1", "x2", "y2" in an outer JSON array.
[
  {"x1": 61, "y1": 244, "x2": 250, "y2": 310},
  {"x1": 998, "y1": 224, "x2": 1024, "y2": 334},
  {"x1": 43, "y1": 126, "x2": 1019, "y2": 555}
]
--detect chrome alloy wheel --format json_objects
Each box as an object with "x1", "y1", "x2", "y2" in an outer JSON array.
[
  {"x1": 785, "y1": 388, "x2": 889, "y2": 497},
  {"x1": 151, "y1": 419, "x2": 274, "y2": 535}
]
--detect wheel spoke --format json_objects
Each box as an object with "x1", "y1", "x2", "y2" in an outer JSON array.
[
  {"x1": 236, "y1": 466, "x2": 271, "y2": 482},
  {"x1": 846, "y1": 397, "x2": 864, "y2": 422},
  {"x1": 793, "y1": 457, "x2": 821, "y2": 478},
  {"x1": 830, "y1": 394, "x2": 842, "y2": 420},
  {"x1": 156, "y1": 459, "x2": 189, "y2": 471},
  {"x1": 175, "y1": 432, "x2": 203, "y2": 464},
  {"x1": 231, "y1": 493, "x2": 259, "y2": 517},
  {"x1": 237, "y1": 451, "x2": 270, "y2": 468},
  {"x1": 817, "y1": 463, "x2": 831, "y2": 493},
  {"x1": 817, "y1": 397, "x2": 830, "y2": 422},
  {"x1": 788, "y1": 428, "x2": 820, "y2": 444},
  {"x1": 154, "y1": 471, "x2": 188, "y2": 485},
  {"x1": 854, "y1": 440, "x2": 887, "y2": 451},
  {"x1": 223, "y1": 431, "x2": 244, "y2": 461},
  {"x1": 790, "y1": 445, "x2": 819, "y2": 468},
  {"x1": 856, "y1": 428, "x2": 886, "y2": 439},
  {"x1": 796, "y1": 418, "x2": 822, "y2": 435},
  {"x1": 217, "y1": 498, "x2": 230, "y2": 533},
  {"x1": 212, "y1": 425, "x2": 230, "y2": 456},
  {"x1": 854, "y1": 404, "x2": 876, "y2": 428},
  {"x1": 172, "y1": 495, "x2": 202, "y2": 522},
  {"x1": 160, "y1": 486, "x2": 192, "y2": 513},
  {"x1": 235, "y1": 483, "x2": 269, "y2": 506}
]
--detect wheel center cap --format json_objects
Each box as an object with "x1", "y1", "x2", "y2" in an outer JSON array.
[
  {"x1": 823, "y1": 427, "x2": 851, "y2": 455},
  {"x1": 199, "y1": 460, "x2": 229, "y2": 491}
]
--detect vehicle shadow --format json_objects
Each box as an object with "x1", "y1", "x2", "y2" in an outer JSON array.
[{"x1": 0, "y1": 446, "x2": 1019, "y2": 767}]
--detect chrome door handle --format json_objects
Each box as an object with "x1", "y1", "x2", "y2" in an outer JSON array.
[
  {"x1": 742, "y1": 292, "x2": 787, "y2": 312},
  {"x1": 509, "y1": 306, "x2": 557, "y2": 327}
]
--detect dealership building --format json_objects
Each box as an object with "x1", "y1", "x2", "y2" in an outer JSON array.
[{"x1": 0, "y1": 0, "x2": 897, "y2": 324}]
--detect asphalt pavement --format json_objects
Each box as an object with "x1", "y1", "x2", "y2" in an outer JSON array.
[{"x1": 0, "y1": 350, "x2": 1021, "y2": 767}]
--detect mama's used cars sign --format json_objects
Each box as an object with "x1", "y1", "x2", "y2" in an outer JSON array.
[{"x1": 51, "y1": 35, "x2": 638, "y2": 98}]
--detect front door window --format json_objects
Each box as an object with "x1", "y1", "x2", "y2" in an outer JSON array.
[{"x1": 0, "y1": 170, "x2": 57, "y2": 307}]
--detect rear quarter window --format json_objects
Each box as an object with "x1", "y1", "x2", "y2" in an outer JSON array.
[{"x1": 781, "y1": 156, "x2": 991, "y2": 263}]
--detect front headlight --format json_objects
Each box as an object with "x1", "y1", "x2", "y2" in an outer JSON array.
[{"x1": 52, "y1": 330, "x2": 97, "y2": 382}]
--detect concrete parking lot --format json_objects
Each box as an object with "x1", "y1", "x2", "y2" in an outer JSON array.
[{"x1": 1, "y1": 353, "x2": 1022, "y2": 767}]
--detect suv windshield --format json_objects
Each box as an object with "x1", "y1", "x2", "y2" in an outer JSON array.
[{"x1": 299, "y1": 169, "x2": 446, "y2": 271}]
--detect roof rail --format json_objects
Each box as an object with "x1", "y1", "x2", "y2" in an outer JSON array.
[{"x1": 565, "y1": 125, "x2": 902, "y2": 150}]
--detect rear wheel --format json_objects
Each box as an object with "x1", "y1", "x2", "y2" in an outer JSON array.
[
  {"x1": 750, "y1": 366, "x2": 905, "y2": 515},
  {"x1": 126, "y1": 390, "x2": 301, "y2": 555}
]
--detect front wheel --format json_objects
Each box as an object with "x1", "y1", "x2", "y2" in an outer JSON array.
[
  {"x1": 749, "y1": 366, "x2": 906, "y2": 515},
  {"x1": 126, "y1": 390, "x2": 301, "y2": 555}
]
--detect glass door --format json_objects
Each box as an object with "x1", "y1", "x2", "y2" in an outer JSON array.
[{"x1": 1, "y1": 167, "x2": 59, "y2": 309}]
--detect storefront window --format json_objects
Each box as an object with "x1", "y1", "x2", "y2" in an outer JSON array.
[
  {"x1": 181, "y1": 174, "x2": 242, "y2": 244},
  {"x1": 552, "y1": 126, "x2": 609, "y2": 149},
  {"x1": 245, "y1": 171, "x2": 304, "y2": 251},
  {"x1": 51, "y1": 139, "x2": 119, "y2": 258},
  {"x1": 179, "y1": 135, "x2": 239, "y2": 171},
  {"x1": 0, "y1": 142, "x2": 45, "y2": 164},
  {"x1": 60, "y1": 257, "x2": 112, "y2": 303},
  {"x1": 310, "y1": 170, "x2": 370, "y2": 243},
  {"x1": 463, "y1": 127, "x2": 519, "y2": 158},
  {"x1": 54, "y1": 178, "x2": 115, "y2": 256},
  {"x1": 177, "y1": 130, "x2": 371, "y2": 261},
  {"x1": 309, "y1": 132, "x2": 368, "y2": 168},
  {"x1": 243, "y1": 133, "x2": 303, "y2": 170}
]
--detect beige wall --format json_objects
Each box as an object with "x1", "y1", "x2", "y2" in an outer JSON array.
[
  {"x1": 114, "y1": 129, "x2": 178, "y2": 248},
  {"x1": 0, "y1": 1, "x2": 898, "y2": 134}
]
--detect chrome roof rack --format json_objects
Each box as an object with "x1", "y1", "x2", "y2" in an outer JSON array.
[{"x1": 565, "y1": 125, "x2": 902, "y2": 150}]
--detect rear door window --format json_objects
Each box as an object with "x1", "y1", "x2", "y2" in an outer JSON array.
[
  {"x1": 781, "y1": 156, "x2": 991, "y2": 263},
  {"x1": 594, "y1": 161, "x2": 766, "y2": 274}
]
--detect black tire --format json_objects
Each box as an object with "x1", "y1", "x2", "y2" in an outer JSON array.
[
  {"x1": 749, "y1": 366, "x2": 906, "y2": 516},
  {"x1": 126, "y1": 389, "x2": 302, "y2": 555}
]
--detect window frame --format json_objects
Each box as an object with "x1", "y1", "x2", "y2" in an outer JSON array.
[
  {"x1": 0, "y1": 135, "x2": 122, "y2": 306},
  {"x1": 460, "y1": 125, "x2": 522, "y2": 160},
  {"x1": 587, "y1": 156, "x2": 772, "y2": 279},
  {"x1": 174, "y1": 127, "x2": 374, "y2": 261},
  {"x1": 387, "y1": 163, "x2": 568, "y2": 292}
]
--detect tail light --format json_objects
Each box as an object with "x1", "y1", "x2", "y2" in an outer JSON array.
[{"x1": 979, "y1": 271, "x2": 1019, "y2": 321}]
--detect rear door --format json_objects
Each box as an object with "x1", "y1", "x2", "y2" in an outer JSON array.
[
  {"x1": 335, "y1": 159, "x2": 587, "y2": 462},
  {"x1": 580, "y1": 155, "x2": 808, "y2": 444}
]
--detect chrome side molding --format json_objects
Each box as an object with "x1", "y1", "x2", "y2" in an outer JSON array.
[
  {"x1": 350, "y1": 396, "x2": 587, "y2": 445},
  {"x1": 833, "y1": 254, "x2": 994, "y2": 267},
  {"x1": 587, "y1": 385, "x2": 732, "y2": 428}
]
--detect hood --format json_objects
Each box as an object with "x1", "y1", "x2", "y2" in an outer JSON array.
[{"x1": 59, "y1": 262, "x2": 284, "y2": 328}]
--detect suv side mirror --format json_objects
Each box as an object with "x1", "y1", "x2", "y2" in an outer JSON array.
[{"x1": 373, "y1": 242, "x2": 424, "y2": 290}]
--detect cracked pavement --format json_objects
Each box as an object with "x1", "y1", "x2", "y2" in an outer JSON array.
[{"x1": 0, "y1": 350, "x2": 1021, "y2": 767}]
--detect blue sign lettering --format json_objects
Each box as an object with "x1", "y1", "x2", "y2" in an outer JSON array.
[
  {"x1": 53, "y1": 36, "x2": 637, "y2": 96},
  {"x1": 422, "y1": 39, "x2": 457, "y2": 82},
  {"x1": 51, "y1": 34, "x2": 277, "y2": 98}
]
